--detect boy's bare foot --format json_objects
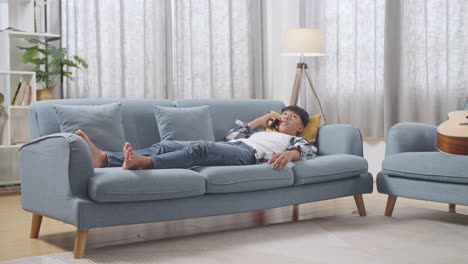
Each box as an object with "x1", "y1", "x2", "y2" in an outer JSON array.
[
  {"x1": 75, "y1": 130, "x2": 108, "y2": 168},
  {"x1": 122, "y1": 143, "x2": 154, "y2": 170}
]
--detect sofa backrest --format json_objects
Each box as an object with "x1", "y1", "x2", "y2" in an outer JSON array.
[
  {"x1": 29, "y1": 99, "x2": 174, "y2": 149},
  {"x1": 29, "y1": 99, "x2": 285, "y2": 149}
]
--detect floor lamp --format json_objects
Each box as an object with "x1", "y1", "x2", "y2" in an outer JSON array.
[{"x1": 281, "y1": 28, "x2": 327, "y2": 125}]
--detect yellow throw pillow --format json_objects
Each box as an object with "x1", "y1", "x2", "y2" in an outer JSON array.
[{"x1": 299, "y1": 114, "x2": 321, "y2": 144}]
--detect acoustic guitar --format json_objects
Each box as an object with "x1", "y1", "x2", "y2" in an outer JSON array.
[{"x1": 437, "y1": 110, "x2": 468, "y2": 155}]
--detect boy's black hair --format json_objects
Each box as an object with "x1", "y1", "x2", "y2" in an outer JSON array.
[{"x1": 281, "y1": 106, "x2": 309, "y2": 127}]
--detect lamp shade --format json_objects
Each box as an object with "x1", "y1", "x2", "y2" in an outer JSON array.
[{"x1": 281, "y1": 28, "x2": 325, "y2": 57}]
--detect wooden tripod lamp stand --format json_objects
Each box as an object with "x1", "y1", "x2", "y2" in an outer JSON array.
[{"x1": 281, "y1": 28, "x2": 327, "y2": 124}]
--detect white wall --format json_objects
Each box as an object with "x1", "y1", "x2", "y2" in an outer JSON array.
[{"x1": 363, "y1": 139, "x2": 386, "y2": 180}]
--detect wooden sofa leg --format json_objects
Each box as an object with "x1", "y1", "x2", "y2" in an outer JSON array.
[
  {"x1": 353, "y1": 194, "x2": 367, "y2": 217},
  {"x1": 30, "y1": 213, "x2": 43, "y2": 238},
  {"x1": 385, "y1": 195, "x2": 398, "y2": 217},
  {"x1": 449, "y1": 204, "x2": 456, "y2": 213},
  {"x1": 74, "y1": 229, "x2": 89, "y2": 259},
  {"x1": 293, "y1": 204, "x2": 299, "y2": 221}
]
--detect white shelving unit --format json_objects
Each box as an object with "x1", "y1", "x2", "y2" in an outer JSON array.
[
  {"x1": 0, "y1": 0, "x2": 60, "y2": 186},
  {"x1": 0, "y1": 71, "x2": 36, "y2": 145}
]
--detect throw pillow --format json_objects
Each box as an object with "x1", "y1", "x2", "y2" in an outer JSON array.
[
  {"x1": 265, "y1": 110, "x2": 321, "y2": 144},
  {"x1": 299, "y1": 114, "x2": 321, "y2": 144},
  {"x1": 154, "y1": 105, "x2": 215, "y2": 141},
  {"x1": 54, "y1": 103, "x2": 126, "y2": 152}
]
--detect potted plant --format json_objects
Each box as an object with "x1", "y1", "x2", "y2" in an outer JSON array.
[{"x1": 17, "y1": 39, "x2": 88, "y2": 100}]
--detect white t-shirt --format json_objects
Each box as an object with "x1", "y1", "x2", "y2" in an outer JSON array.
[{"x1": 233, "y1": 131, "x2": 293, "y2": 160}]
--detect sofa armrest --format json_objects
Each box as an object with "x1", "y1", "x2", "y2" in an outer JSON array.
[
  {"x1": 20, "y1": 133, "x2": 94, "y2": 202},
  {"x1": 316, "y1": 124, "x2": 363, "y2": 157},
  {"x1": 385, "y1": 122, "x2": 437, "y2": 157}
]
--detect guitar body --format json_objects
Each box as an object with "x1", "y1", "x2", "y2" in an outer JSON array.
[{"x1": 437, "y1": 110, "x2": 468, "y2": 155}]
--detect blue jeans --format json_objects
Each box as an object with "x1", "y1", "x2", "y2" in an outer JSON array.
[{"x1": 106, "y1": 140, "x2": 257, "y2": 169}]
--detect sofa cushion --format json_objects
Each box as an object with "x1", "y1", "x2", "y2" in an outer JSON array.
[
  {"x1": 383, "y1": 152, "x2": 468, "y2": 184},
  {"x1": 154, "y1": 105, "x2": 215, "y2": 141},
  {"x1": 292, "y1": 154, "x2": 368, "y2": 186},
  {"x1": 89, "y1": 168, "x2": 206, "y2": 203},
  {"x1": 193, "y1": 164, "x2": 294, "y2": 193},
  {"x1": 54, "y1": 103, "x2": 126, "y2": 152}
]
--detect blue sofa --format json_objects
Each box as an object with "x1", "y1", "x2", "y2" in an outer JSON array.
[
  {"x1": 20, "y1": 99, "x2": 373, "y2": 258},
  {"x1": 377, "y1": 101, "x2": 468, "y2": 216}
]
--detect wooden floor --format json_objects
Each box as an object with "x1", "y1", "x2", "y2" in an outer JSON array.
[{"x1": 1, "y1": 185, "x2": 467, "y2": 261}]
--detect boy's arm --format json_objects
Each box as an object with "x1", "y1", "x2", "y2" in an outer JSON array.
[
  {"x1": 268, "y1": 137, "x2": 318, "y2": 170},
  {"x1": 268, "y1": 149, "x2": 301, "y2": 170},
  {"x1": 226, "y1": 112, "x2": 282, "y2": 141},
  {"x1": 248, "y1": 112, "x2": 282, "y2": 129}
]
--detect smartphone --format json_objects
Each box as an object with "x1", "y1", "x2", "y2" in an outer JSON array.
[{"x1": 268, "y1": 117, "x2": 280, "y2": 129}]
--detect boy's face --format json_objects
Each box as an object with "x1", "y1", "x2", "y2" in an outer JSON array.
[{"x1": 278, "y1": 110, "x2": 305, "y2": 136}]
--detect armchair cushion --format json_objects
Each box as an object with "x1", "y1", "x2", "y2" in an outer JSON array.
[
  {"x1": 89, "y1": 168, "x2": 206, "y2": 203},
  {"x1": 382, "y1": 152, "x2": 468, "y2": 184},
  {"x1": 385, "y1": 122, "x2": 437, "y2": 156}
]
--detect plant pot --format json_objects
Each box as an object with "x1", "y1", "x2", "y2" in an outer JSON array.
[{"x1": 36, "y1": 89, "x2": 56, "y2": 101}]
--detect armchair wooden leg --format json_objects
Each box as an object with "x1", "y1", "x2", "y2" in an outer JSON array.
[
  {"x1": 385, "y1": 195, "x2": 398, "y2": 217},
  {"x1": 255, "y1": 210, "x2": 265, "y2": 225},
  {"x1": 293, "y1": 204, "x2": 299, "y2": 221},
  {"x1": 353, "y1": 194, "x2": 367, "y2": 217},
  {"x1": 30, "y1": 213, "x2": 43, "y2": 239},
  {"x1": 74, "y1": 229, "x2": 89, "y2": 259},
  {"x1": 449, "y1": 204, "x2": 456, "y2": 213}
]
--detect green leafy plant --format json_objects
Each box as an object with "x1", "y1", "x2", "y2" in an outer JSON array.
[{"x1": 17, "y1": 39, "x2": 88, "y2": 90}]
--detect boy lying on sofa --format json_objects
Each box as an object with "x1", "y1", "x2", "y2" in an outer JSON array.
[{"x1": 75, "y1": 106, "x2": 317, "y2": 171}]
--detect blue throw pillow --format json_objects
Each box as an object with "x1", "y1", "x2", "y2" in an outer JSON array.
[
  {"x1": 154, "y1": 105, "x2": 215, "y2": 141},
  {"x1": 54, "y1": 103, "x2": 126, "y2": 152}
]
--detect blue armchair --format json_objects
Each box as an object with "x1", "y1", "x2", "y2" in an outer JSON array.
[{"x1": 377, "y1": 102, "x2": 468, "y2": 216}]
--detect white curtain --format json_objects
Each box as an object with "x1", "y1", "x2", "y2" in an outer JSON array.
[
  {"x1": 172, "y1": 0, "x2": 263, "y2": 99},
  {"x1": 62, "y1": 0, "x2": 168, "y2": 99},
  {"x1": 301, "y1": 0, "x2": 386, "y2": 137},
  {"x1": 62, "y1": 0, "x2": 263, "y2": 100},
  {"x1": 384, "y1": 0, "x2": 468, "y2": 134}
]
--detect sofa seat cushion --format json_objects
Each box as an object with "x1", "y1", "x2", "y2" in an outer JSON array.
[
  {"x1": 193, "y1": 164, "x2": 294, "y2": 193},
  {"x1": 89, "y1": 168, "x2": 206, "y2": 203},
  {"x1": 383, "y1": 152, "x2": 468, "y2": 184},
  {"x1": 292, "y1": 154, "x2": 368, "y2": 186}
]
